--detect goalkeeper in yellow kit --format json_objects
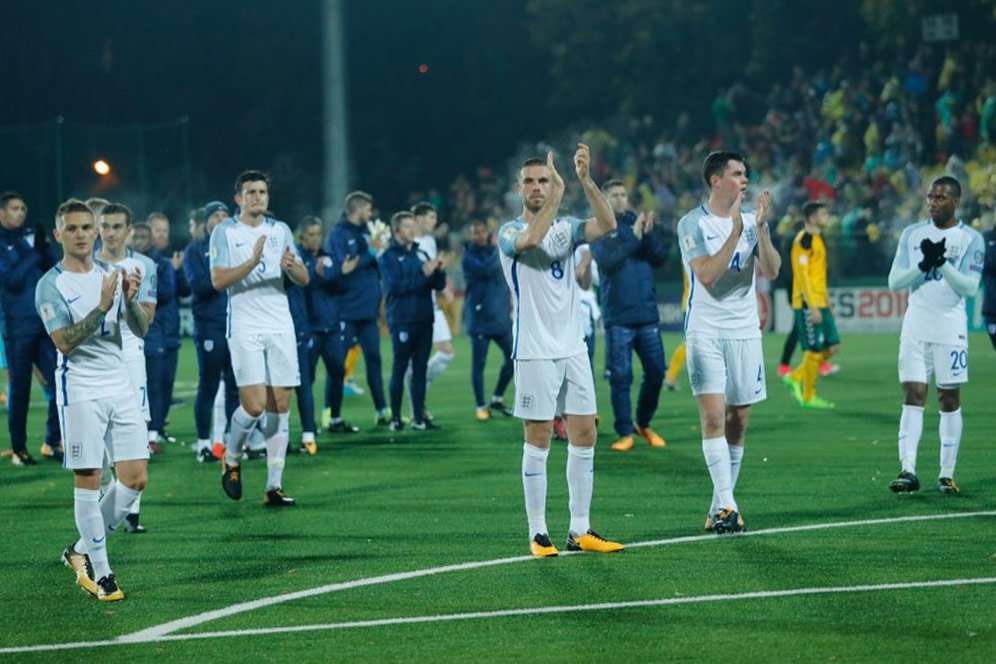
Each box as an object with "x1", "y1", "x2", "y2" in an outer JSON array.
[{"x1": 783, "y1": 202, "x2": 839, "y2": 408}]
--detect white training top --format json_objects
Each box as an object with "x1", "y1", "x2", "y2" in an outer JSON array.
[
  {"x1": 209, "y1": 216, "x2": 299, "y2": 337},
  {"x1": 677, "y1": 205, "x2": 761, "y2": 339},
  {"x1": 97, "y1": 249, "x2": 157, "y2": 359},
  {"x1": 35, "y1": 260, "x2": 131, "y2": 405},
  {"x1": 498, "y1": 216, "x2": 587, "y2": 360},
  {"x1": 891, "y1": 220, "x2": 984, "y2": 346}
]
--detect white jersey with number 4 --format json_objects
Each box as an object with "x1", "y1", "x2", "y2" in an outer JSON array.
[
  {"x1": 498, "y1": 216, "x2": 587, "y2": 360},
  {"x1": 209, "y1": 216, "x2": 299, "y2": 337},
  {"x1": 35, "y1": 261, "x2": 131, "y2": 405},
  {"x1": 677, "y1": 205, "x2": 761, "y2": 339},
  {"x1": 891, "y1": 220, "x2": 984, "y2": 346}
]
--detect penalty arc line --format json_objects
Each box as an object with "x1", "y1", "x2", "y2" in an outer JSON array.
[
  {"x1": 3, "y1": 576, "x2": 996, "y2": 654},
  {"x1": 119, "y1": 509, "x2": 996, "y2": 642}
]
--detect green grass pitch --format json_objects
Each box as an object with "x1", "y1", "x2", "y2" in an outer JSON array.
[{"x1": 1, "y1": 332, "x2": 994, "y2": 662}]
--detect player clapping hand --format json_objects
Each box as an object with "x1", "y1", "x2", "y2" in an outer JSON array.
[
  {"x1": 99, "y1": 271, "x2": 119, "y2": 313},
  {"x1": 121, "y1": 268, "x2": 141, "y2": 303},
  {"x1": 279, "y1": 246, "x2": 298, "y2": 272}
]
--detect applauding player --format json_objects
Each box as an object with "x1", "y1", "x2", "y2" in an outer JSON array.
[
  {"x1": 499, "y1": 145, "x2": 622, "y2": 557},
  {"x1": 886, "y1": 176, "x2": 983, "y2": 494},
  {"x1": 36, "y1": 200, "x2": 151, "y2": 601},
  {"x1": 210, "y1": 171, "x2": 309, "y2": 506},
  {"x1": 676, "y1": 151, "x2": 780, "y2": 534}
]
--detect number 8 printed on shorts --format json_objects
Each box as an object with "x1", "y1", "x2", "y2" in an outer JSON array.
[{"x1": 550, "y1": 260, "x2": 564, "y2": 280}]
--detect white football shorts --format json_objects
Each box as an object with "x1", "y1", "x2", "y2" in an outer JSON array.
[
  {"x1": 61, "y1": 395, "x2": 149, "y2": 469},
  {"x1": 686, "y1": 335, "x2": 767, "y2": 406},
  {"x1": 513, "y1": 352, "x2": 597, "y2": 420},
  {"x1": 229, "y1": 331, "x2": 301, "y2": 387},
  {"x1": 898, "y1": 337, "x2": 968, "y2": 387}
]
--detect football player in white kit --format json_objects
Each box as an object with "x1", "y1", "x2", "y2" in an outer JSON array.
[
  {"x1": 498, "y1": 146, "x2": 623, "y2": 557},
  {"x1": 886, "y1": 176, "x2": 983, "y2": 495},
  {"x1": 36, "y1": 199, "x2": 151, "y2": 601},
  {"x1": 97, "y1": 203, "x2": 157, "y2": 534},
  {"x1": 676, "y1": 151, "x2": 780, "y2": 535},
  {"x1": 210, "y1": 171, "x2": 309, "y2": 507}
]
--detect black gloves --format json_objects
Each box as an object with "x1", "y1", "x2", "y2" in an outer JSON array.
[{"x1": 918, "y1": 237, "x2": 946, "y2": 273}]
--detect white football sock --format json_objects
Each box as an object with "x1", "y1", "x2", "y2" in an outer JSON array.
[
  {"x1": 898, "y1": 405, "x2": 924, "y2": 474},
  {"x1": 567, "y1": 444, "x2": 594, "y2": 536},
  {"x1": 226, "y1": 406, "x2": 260, "y2": 465},
  {"x1": 212, "y1": 381, "x2": 227, "y2": 442},
  {"x1": 426, "y1": 351, "x2": 454, "y2": 387},
  {"x1": 702, "y1": 436, "x2": 735, "y2": 512},
  {"x1": 939, "y1": 408, "x2": 962, "y2": 479},
  {"x1": 302, "y1": 431, "x2": 315, "y2": 444},
  {"x1": 265, "y1": 412, "x2": 290, "y2": 490},
  {"x1": 729, "y1": 444, "x2": 744, "y2": 488},
  {"x1": 75, "y1": 488, "x2": 111, "y2": 580},
  {"x1": 128, "y1": 491, "x2": 141, "y2": 516},
  {"x1": 522, "y1": 443, "x2": 549, "y2": 537}
]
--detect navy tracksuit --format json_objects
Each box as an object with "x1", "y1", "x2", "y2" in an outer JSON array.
[
  {"x1": 983, "y1": 229, "x2": 996, "y2": 351},
  {"x1": 146, "y1": 248, "x2": 190, "y2": 435},
  {"x1": 462, "y1": 241, "x2": 513, "y2": 408},
  {"x1": 591, "y1": 212, "x2": 669, "y2": 437},
  {"x1": 0, "y1": 224, "x2": 60, "y2": 453},
  {"x1": 184, "y1": 235, "x2": 238, "y2": 441},
  {"x1": 380, "y1": 239, "x2": 445, "y2": 422},
  {"x1": 324, "y1": 215, "x2": 386, "y2": 411},
  {"x1": 287, "y1": 244, "x2": 317, "y2": 434},
  {"x1": 306, "y1": 247, "x2": 347, "y2": 420}
]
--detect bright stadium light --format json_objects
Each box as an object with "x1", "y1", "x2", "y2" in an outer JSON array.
[{"x1": 93, "y1": 159, "x2": 111, "y2": 175}]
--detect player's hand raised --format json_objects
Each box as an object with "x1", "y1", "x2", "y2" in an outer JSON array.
[
  {"x1": 547, "y1": 151, "x2": 565, "y2": 195},
  {"x1": 122, "y1": 268, "x2": 141, "y2": 303},
  {"x1": 755, "y1": 190, "x2": 772, "y2": 227},
  {"x1": 341, "y1": 254, "x2": 360, "y2": 275},
  {"x1": 574, "y1": 143, "x2": 592, "y2": 183},
  {"x1": 421, "y1": 257, "x2": 437, "y2": 276},
  {"x1": 731, "y1": 190, "x2": 745, "y2": 235},
  {"x1": 171, "y1": 251, "x2": 184, "y2": 270},
  {"x1": 279, "y1": 247, "x2": 297, "y2": 272},
  {"x1": 249, "y1": 235, "x2": 266, "y2": 267},
  {"x1": 99, "y1": 271, "x2": 119, "y2": 313}
]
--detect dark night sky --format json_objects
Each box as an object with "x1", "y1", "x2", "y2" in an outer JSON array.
[{"x1": 1, "y1": 0, "x2": 551, "y2": 223}]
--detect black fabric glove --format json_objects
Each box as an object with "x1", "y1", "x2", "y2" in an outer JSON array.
[{"x1": 918, "y1": 237, "x2": 946, "y2": 272}]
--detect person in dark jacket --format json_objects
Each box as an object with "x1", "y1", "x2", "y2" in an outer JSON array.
[
  {"x1": 143, "y1": 213, "x2": 190, "y2": 451},
  {"x1": 287, "y1": 218, "x2": 321, "y2": 452},
  {"x1": 380, "y1": 211, "x2": 445, "y2": 430},
  {"x1": 0, "y1": 191, "x2": 61, "y2": 465},
  {"x1": 462, "y1": 220, "x2": 514, "y2": 421},
  {"x1": 323, "y1": 191, "x2": 389, "y2": 424},
  {"x1": 306, "y1": 216, "x2": 360, "y2": 436},
  {"x1": 983, "y1": 224, "x2": 996, "y2": 351},
  {"x1": 590, "y1": 180, "x2": 668, "y2": 452},
  {"x1": 184, "y1": 201, "x2": 238, "y2": 462}
]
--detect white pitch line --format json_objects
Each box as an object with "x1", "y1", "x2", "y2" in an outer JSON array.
[
  {"x1": 120, "y1": 508, "x2": 996, "y2": 643},
  {"x1": 3, "y1": 576, "x2": 995, "y2": 655}
]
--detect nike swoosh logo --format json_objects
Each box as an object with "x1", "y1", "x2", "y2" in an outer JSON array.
[
  {"x1": 235, "y1": 242, "x2": 247, "y2": 248},
  {"x1": 754, "y1": 387, "x2": 763, "y2": 395},
  {"x1": 524, "y1": 471, "x2": 543, "y2": 477},
  {"x1": 92, "y1": 535, "x2": 105, "y2": 543},
  {"x1": 68, "y1": 296, "x2": 82, "y2": 304},
  {"x1": 706, "y1": 235, "x2": 719, "y2": 240}
]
